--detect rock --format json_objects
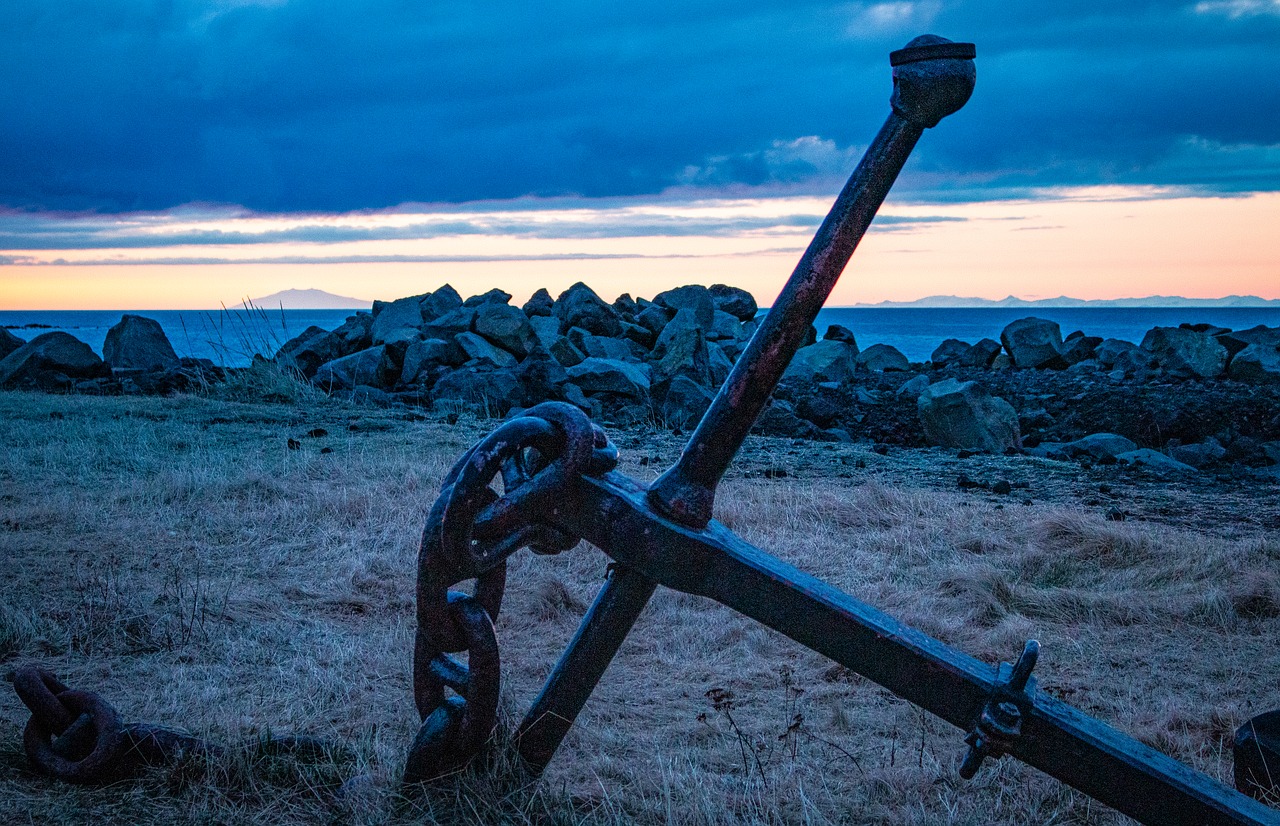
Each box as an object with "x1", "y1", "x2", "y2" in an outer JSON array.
[
  {"x1": 554, "y1": 282, "x2": 622, "y2": 338},
  {"x1": 1227, "y1": 342, "x2": 1280, "y2": 383},
  {"x1": 432, "y1": 367, "x2": 522, "y2": 416},
  {"x1": 652, "y1": 328, "x2": 712, "y2": 387},
  {"x1": 651, "y1": 308, "x2": 705, "y2": 359},
  {"x1": 276, "y1": 327, "x2": 343, "y2": 379},
  {"x1": 420, "y1": 285, "x2": 464, "y2": 321},
  {"x1": 0, "y1": 328, "x2": 25, "y2": 360},
  {"x1": 463, "y1": 288, "x2": 511, "y2": 307},
  {"x1": 823, "y1": 325, "x2": 858, "y2": 345},
  {"x1": 635, "y1": 304, "x2": 674, "y2": 338},
  {"x1": 400, "y1": 338, "x2": 464, "y2": 384},
  {"x1": 313, "y1": 346, "x2": 395, "y2": 391},
  {"x1": 1000, "y1": 317, "x2": 1065, "y2": 369},
  {"x1": 513, "y1": 344, "x2": 568, "y2": 405},
  {"x1": 566, "y1": 358, "x2": 650, "y2": 399},
  {"x1": 0, "y1": 332, "x2": 111, "y2": 389},
  {"x1": 1263, "y1": 442, "x2": 1280, "y2": 466},
  {"x1": 783, "y1": 340, "x2": 858, "y2": 385},
  {"x1": 653, "y1": 285, "x2": 714, "y2": 330},
  {"x1": 856, "y1": 343, "x2": 910, "y2": 372},
  {"x1": 917, "y1": 378, "x2": 1021, "y2": 453},
  {"x1": 708, "y1": 311, "x2": 744, "y2": 342},
  {"x1": 708, "y1": 284, "x2": 758, "y2": 321},
  {"x1": 1062, "y1": 433, "x2": 1139, "y2": 460},
  {"x1": 421, "y1": 307, "x2": 477, "y2": 340},
  {"x1": 753, "y1": 399, "x2": 819, "y2": 439},
  {"x1": 576, "y1": 332, "x2": 634, "y2": 361},
  {"x1": 706, "y1": 342, "x2": 734, "y2": 385},
  {"x1": 897, "y1": 374, "x2": 929, "y2": 397},
  {"x1": 522, "y1": 288, "x2": 555, "y2": 317},
  {"x1": 1140, "y1": 327, "x2": 1227, "y2": 379},
  {"x1": 930, "y1": 339, "x2": 970, "y2": 366},
  {"x1": 620, "y1": 320, "x2": 656, "y2": 348},
  {"x1": 548, "y1": 336, "x2": 586, "y2": 368},
  {"x1": 1062, "y1": 335, "x2": 1102, "y2": 365},
  {"x1": 455, "y1": 332, "x2": 518, "y2": 368},
  {"x1": 612, "y1": 293, "x2": 640, "y2": 317},
  {"x1": 1168, "y1": 438, "x2": 1226, "y2": 468},
  {"x1": 1116, "y1": 448, "x2": 1198, "y2": 474},
  {"x1": 474, "y1": 303, "x2": 537, "y2": 358},
  {"x1": 101, "y1": 315, "x2": 179, "y2": 371},
  {"x1": 1112, "y1": 346, "x2": 1157, "y2": 375},
  {"x1": 370, "y1": 295, "x2": 428, "y2": 345},
  {"x1": 331, "y1": 313, "x2": 374, "y2": 354},
  {"x1": 961, "y1": 338, "x2": 1002, "y2": 368},
  {"x1": 1216, "y1": 325, "x2": 1280, "y2": 357},
  {"x1": 658, "y1": 375, "x2": 715, "y2": 428}
]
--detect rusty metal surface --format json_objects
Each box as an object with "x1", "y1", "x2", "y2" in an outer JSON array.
[{"x1": 10, "y1": 33, "x2": 1278, "y2": 826}]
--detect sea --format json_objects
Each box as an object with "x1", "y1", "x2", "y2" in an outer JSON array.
[{"x1": 3, "y1": 306, "x2": 1279, "y2": 368}]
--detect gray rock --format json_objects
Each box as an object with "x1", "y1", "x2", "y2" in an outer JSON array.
[
  {"x1": 652, "y1": 308, "x2": 705, "y2": 359},
  {"x1": 371, "y1": 295, "x2": 428, "y2": 345},
  {"x1": 314, "y1": 346, "x2": 395, "y2": 391},
  {"x1": 620, "y1": 320, "x2": 656, "y2": 348},
  {"x1": 783, "y1": 340, "x2": 858, "y2": 385},
  {"x1": 102, "y1": 315, "x2": 179, "y2": 371},
  {"x1": 432, "y1": 367, "x2": 522, "y2": 416},
  {"x1": 421, "y1": 306, "x2": 477, "y2": 340},
  {"x1": 653, "y1": 285, "x2": 714, "y2": 330},
  {"x1": 707, "y1": 341, "x2": 733, "y2": 385},
  {"x1": 1216, "y1": 325, "x2": 1280, "y2": 357},
  {"x1": 708, "y1": 284, "x2": 758, "y2": 321},
  {"x1": 856, "y1": 343, "x2": 910, "y2": 372},
  {"x1": 529, "y1": 314, "x2": 564, "y2": 346},
  {"x1": 930, "y1": 339, "x2": 970, "y2": 366},
  {"x1": 658, "y1": 375, "x2": 715, "y2": 428},
  {"x1": 653, "y1": 329, "x2": 712, "y2": 387},
  {"x1": 420, "y1": 284, "x2": 464, "y2": 321},
  {"x1": 961, "y1": 338, "x2": 1002, "y2": 368},
  {"x1": 522, "y1": 287, "x2": 555, "y2": 317},
  {"x1": 1263, "y1": 442, "x2": 1280, "y2": 466},
  {"x1": 823, "y1": 325, "x2": 858, "y2": 345},
  {"x1": 1116, "y1": 448, "x2": 1197, "y2": 474},
  {"x1": 566, "y1": 358, "x2": 650, "y2": 399},
  {"x1": 0, "y1": 332, "x2": 111, "y2": 389},
  {"x1": 0, "y1": 328, "x2": 25, "y2": 361},
  {"x1": 1112, "y1": 346, "x2": 1157, "y2": 375},
  {"x1": 331, "y1": 313, "x2": 374, "y2": 353},
  {"x1": 554, "y1": 282, "x2": 622, "y2": 338},
  {"x1": 1140, "y1": 327, "x2": 1227, "y2": 379},
  {"x1": 917, "y1": 378, "x2": 1021, "y2": 453},
  {"x1": 1227, "y1": 342, "x2": 1280, "y2": 383},
  {"x1": 635, "y1": 304, "x2": 674, "y2": 338},
  {"x1": 754, "y1": 399, "x2": 819, "y2": 439},
  {"x1": 400, "y1": 338, "x2": 464, "y2": 384},
  {"x1": 577, "y1": 333, "x2": 634, "y2": 361},
  {"x1": 1169, "y1": 438, "x2": 1226, "y2": 468},
  {"x1": 463, "y1": 288, "x2": 512, "y2": 308},
  {"x1": 708, "y1": 311, "x2": 744, "y2": 342},
  {"x1": 1062, "y1": 433, "x2": 1139, "y2": 460},
  {"x1": 897, "y1": 374, "x2": 929, "y2": 397},
  {"x1": 275, "y1": 326, "x2": 341, "y2": 378},
  {"x1": 513, "y1": 344, "x2": 568, "y2": 405},
  {"x1": 1000, "y1": 317, "x2": 1065, "y2": 369},
  {"x1": 455, "y1": 331, "x2": 518, "y2": 368},
  {"x1": 612, "y1": 293, "x2": 640, "y2": 317},
  {"x1": 474, "y1": 303, "x2": 537, "y2": 358},
  {"x1": 1062, "y1": 335, "x2": 1102, "y2": 365}
]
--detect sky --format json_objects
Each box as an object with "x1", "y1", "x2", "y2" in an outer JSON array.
[{"x1": 1, "y1": 1, "x2": 1278, "y2": 309}]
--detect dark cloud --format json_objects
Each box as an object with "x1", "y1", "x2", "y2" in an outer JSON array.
[{"x1": 0, "y1": 1, "x2": 1276, "y2": 212}]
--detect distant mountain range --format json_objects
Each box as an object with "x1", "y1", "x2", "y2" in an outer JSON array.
[
  {"x1": 853, "y1": 295, "x2": 1280, "y2": 308},
  {"x1": 244, "y1": 288, "x2": 371, "y2": 309}
]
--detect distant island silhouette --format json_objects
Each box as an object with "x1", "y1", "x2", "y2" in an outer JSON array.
[
  {"x1": 853, "y1": 294, "x2": 1280, "y2": 308},
  {"x1": 244, "y1": 288, "x2": 371, "y2": 309}
]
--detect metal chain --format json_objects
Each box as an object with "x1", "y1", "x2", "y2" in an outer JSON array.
[{"x1": 410, "y1": 402, "x2": 617, "y2": 779}]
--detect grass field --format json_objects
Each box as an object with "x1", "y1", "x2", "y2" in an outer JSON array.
[{"x1": 2, "y1": 390, "x2": 1278, "y2": 824}]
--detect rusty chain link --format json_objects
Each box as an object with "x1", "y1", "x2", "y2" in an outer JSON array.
[{"x1": 409, "y1": 402, "x2": 617, "y2": 780}]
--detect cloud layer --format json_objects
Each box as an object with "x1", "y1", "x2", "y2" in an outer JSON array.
[{"x1": 1, "y1": 1, "x2": 1277, "y2": 212}]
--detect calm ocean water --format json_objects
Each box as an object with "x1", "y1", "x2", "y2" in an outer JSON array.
[{"x1": 3, "y1": 306, "x2": 1278, "y2": 367}]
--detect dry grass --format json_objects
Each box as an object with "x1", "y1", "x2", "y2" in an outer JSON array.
[{"x1": 1, "y1": 390, "x2": 1277, "y2": 824}]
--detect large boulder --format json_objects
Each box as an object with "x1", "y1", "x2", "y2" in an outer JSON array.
[
  {"x1": 554, "y1": 282, "x2": 622, "y2": 338},
  {"x1": 1062, "y1": 335, "x2": 1102, "y2": 365},
  {"x1": 653, "y1": 285, "x2": 715, "y2": 330},
  {"x1": 513, "y1": 344, "x2": 568, "y2": 406},
  {"x1": 960, "y1": 338, "x2": 1002, "y2": 368},
  {"x1": 463, "y1": 288, "x2": 512, "y2": 308},
  {"x1": 652, "y1": 328, "x2": 713, "y2": 387},
  {"x1": 101, "y1": 314, "x2": 179, "y2": 371},
  {"x1": 370, "y1": 295, "x2": 428, "y2": 345},
  {"x1": 421, "y1": 307, "x2": 477, "y2": 340},
  {"x1": 275, "y1": 327, "x2": 344, "y2": 379},
  {"x1": 455, "y1": 332, "x2": 517, "y2": 368},
  {"x1": 651, "y1": 308, "x2": 705, "y2": 359},
  {"x1": 1000, "y1": 317, "x2": 1065, "y2": 369},
  {"x1": 1228, "y1": 342, "x2": 1280, "y2": 383},
  {"x1": 657, "y1": 375, "x2": 715, "y2": 428},
  {"x1": 0, "y1": 332, "x2": 110, "y2": 389},
  {"x1": 1061, "y1": 433, "x2": 1139, "y2": 460},
  {"x1": 0, "y1": 328, "x2": 24, "y2": 361},
  {"x1": 1216, "y1": 325, "x2": 1280, "y2": 358},
  {"x1": 1115, "y1": 448, "x2": 1197, "y2": 474},
  {"x1": 1140, "y1": 327, "x2": 1227, "y2": 379},
  {"x1": 856, "y1": 343, "x2": 910, "y2": 372},
  {"x1": 400, "y1": 338, "x2": 464, "y2": 385},
  {"x1": 1093, "y1": 339, "x2": 1138, "y2": 369},
  {"x1": 474, "y1": 303, "x2": 537, "y2": 358},
  {"x1": 635, "y1": 304, "x2": 674, "y2": 338},
  {"x1": 823, "y1": 325, "x2": 858, "y2": 345},
  {"x1": 566, "y1": 358, "x2": 650, "y2": 399},
  {"x1": 313, "y1": 346, "x2": 396, "y2": 391},
  {"x1": 432, "y1": 367, "x2": 522, "y2": 416},
  {"x1": 522, "y1": 288, "x2": 555, "y2": 317},
  {"x1": 708, "y1": 284, "x2": 757, "y2": 322},
  {"x1": 917, "y1": 378, "x2": 1021, "y2": 453},
  {"x1": 331, "y1": 313, "x2": 374, "y2": 354},
  {"x1": 420, "y1": 285, "x2": 464, "y2": 321},
  {"x1": 930, "y1": 339, "x2": 970, "y2": 366},
  {"x1": 782, "y1": 340, "x2": 858, "y2": 385}
]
